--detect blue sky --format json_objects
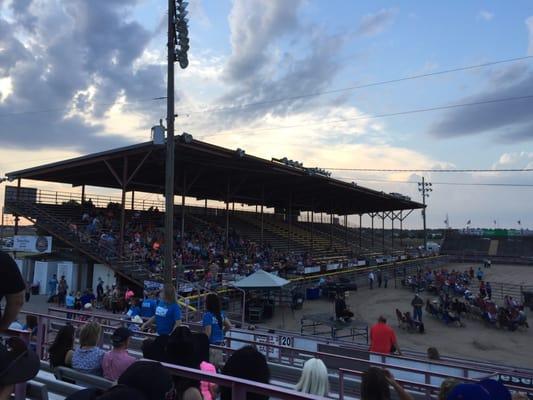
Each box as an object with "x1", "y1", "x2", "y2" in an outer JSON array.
[{"x1": 0, "y1": 0, "x2": 532, "y2": 229}]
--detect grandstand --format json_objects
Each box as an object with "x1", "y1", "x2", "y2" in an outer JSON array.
[
  {"x1": 441, "y1": 230, "x2": 533, "y2": 264},
  {"x1": 4, "y1": 137, "x2": 424, "y2": 288}
]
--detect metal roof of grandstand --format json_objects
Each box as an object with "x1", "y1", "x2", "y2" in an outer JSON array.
[{"x1": 6, "y1": 137, "x2": 423, "y2": 214}]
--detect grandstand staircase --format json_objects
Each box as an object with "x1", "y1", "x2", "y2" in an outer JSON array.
[
  {"x1": 488, "y1": 239, "x2": 499, "y2": 256},
  {"x1": 6, "y1": 199, "x2": 154, "y2": 286}
]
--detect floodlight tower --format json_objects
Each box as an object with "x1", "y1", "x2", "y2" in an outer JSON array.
[
  {"x1": 418, "y1": 177, "x2": 432, "y2": 251},
  {"x1": 164, "y1": 0, "x2": 190, "y2": 284}
]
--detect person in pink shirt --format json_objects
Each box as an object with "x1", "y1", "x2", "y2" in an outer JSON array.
[{"x1": 102, "y1": 327, "x2": 136, "y2": 381}]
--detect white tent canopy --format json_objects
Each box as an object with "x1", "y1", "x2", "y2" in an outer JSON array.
[{"x1": 234, "y1": 269, "x2": 290, "y2": 289}]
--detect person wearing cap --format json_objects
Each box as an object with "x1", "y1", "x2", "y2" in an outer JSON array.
[
  {"x1": 446, "y1": 378, "x2": 511, "y2": 400},
  {"x1": 102, "y1": 327, "x2": 135, "y2": 381},
  {"x1": 0, "y1": 251, "x2": 26, "y2": 332},
  {"x1": 411, "y1": 293, "x2": 424, "y2": 322}
]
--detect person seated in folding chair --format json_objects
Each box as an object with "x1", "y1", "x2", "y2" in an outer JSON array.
[
  {"x1": 426, "y1": 299, "x2": 440, "y2": 317},
  {"x1": 443, "y1": 307, "x2": 464, "y2": 327},
  {"x1": 403, "y1": 311, "x2": 424, "y2": 333},
  {"x1": 395, "y1": 308, "x2": 407, "y2": 329},
  {"x1": 335, "y1": 291, "x2": 354, "y2": 323}
]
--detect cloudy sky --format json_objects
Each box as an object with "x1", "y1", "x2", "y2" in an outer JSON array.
[{"x1": 1, "y1": 0, "x2": 533, "y2": 229}]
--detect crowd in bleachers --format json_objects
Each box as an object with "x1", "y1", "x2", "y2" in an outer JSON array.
[{"x1": 67, "y1": 203, "x2": 317, "y2": 281}]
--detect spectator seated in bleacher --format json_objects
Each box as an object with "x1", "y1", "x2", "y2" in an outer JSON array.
[
  {"x1": 102, "y1": 327, "x2": 136, "y2": 381},
  {"x1": 72, "y1": 321, "x2": 106, "y2": 376},
  {"x1": 295, "y1": 358, "x2": 329, "y2": 397},
  {"x1": 49, "y1": 324, "x2": 75, "y2": 369},
  {"x1": 220, "y1": 346, "x2": 270, "y2": 400},
  {"x1": 66, "y1": 361, "x2": 175, "y2": 400},
  {"x1": 360, "y1": 367, "x2": 414, "y2": 400}
]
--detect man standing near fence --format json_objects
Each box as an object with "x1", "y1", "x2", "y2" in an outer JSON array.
[{"x1": 411, "y1": 293, "x2": 424, "y2": 322}]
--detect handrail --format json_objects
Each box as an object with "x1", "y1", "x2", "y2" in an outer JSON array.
[
  {"x1": 34, "y1": 307, "x2": 494, "y2": 378},
  {"x1": 160, "y1": 362, "x2": 323, "y2": 400},
  {"x1": 223, "y1": 336, "x2": 494, "y2": 378}
]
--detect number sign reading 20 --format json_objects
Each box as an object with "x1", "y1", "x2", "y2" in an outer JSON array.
[{"x1": 278, "y1": 335, "x2": 293, "y2": 347}]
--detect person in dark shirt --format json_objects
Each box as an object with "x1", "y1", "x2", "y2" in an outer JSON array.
[
  {"x1": 80, "y1": 289, "x2": 96, "y2": 308},
  {"x1": 335, "y1": 291, "x2": 354, "y2": 322},
  {"x1": 0, "y1": 251, "x2": 26, "y2": 331}
]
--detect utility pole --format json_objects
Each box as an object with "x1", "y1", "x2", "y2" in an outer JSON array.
[
  {"x1": 418, "y1": 177, "x2": 432, "y2": 251},
  {"x1": 163, "y1": 0, "x2": 189, "y2": 284}
]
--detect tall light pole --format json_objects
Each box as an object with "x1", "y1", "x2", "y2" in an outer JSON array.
[
  {"x1": 164, "y1": 0, "x2": 189, "y2": 284},
  {"x1": 418, "y1": 177, "x2": 432, "y2": 251}
]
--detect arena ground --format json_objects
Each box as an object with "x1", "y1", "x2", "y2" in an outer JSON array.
[{"x1": 263, "y1": 263, "x2": 533, "y2": 369}]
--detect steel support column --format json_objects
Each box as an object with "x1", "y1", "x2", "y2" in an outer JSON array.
[
  {"x1": 359, "y1": 214, "x2": 362, "y2": 249},
  {"x1": 260, "y1": 186, "x2": 265, "y2": 247},
  {"x1": 181, "y1": 173, "x2": 186, "y2": 249},
  {"x1": 225, "y1": 181, "x2": 230, "y2": 248},
  {"x1": 119, "y1": 157, "x2": 128, "y2": 257},
  {"x1": 131, "y1": 190, "x2": 135, "y2": 210},
  {"x1": 344, "y1": 215, "x2": 348, "y2": 246},
  {"x1": 287, "y1": 195, "x2": 292, "y2": 254},
  {"x1": 330, "y1": 214, "x2": 334, "y2": 247}
]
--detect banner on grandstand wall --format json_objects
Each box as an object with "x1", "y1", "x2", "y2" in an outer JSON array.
[
  {"x1": 304, "y1": 266, "x2": 321, "y2": 274},
  {"x1": 326, "y1": 263, "x2": 340, "y2": 271},
  {"x1": 254, "y1": 334, "x2": 280, "y2": 359},
  {"x1": 12, "y1": 235, "x2": 52, "y2": 253},
  {"x1": 143, "y1": 280, "x2": 164, "y2": 292}
]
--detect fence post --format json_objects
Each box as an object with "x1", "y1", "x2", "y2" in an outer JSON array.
[{"x1": 339, "y1": 370, "x2": 345, "y2": 400}]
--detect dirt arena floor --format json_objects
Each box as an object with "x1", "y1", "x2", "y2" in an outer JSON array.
[{"x1": 263, "y1": 263, "x2": 533, "y2": 369}]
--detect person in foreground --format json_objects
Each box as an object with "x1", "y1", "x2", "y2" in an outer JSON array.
[
  {"x1": 221, "y1": 346, "x2": 270, "y2": 400},
  {"x1": 0, "y1": 336, "x2": 40, "y2": 400},
  {"x1": 141, "y1": 284, "x2": 181, "y2": 335},
  {"x1": 102, "y1": 327, "x2": 135, "y2": 381},
  {"x1": 0, "y1": 251, "x2": 26, "y2": 332},
  {"x1": 369, "y1": 316, "x2": 402, "y2": 355},
  {"x1": 203, "y1": 293, "x2": 232, "y2": 345},
  {"x1": 360, "y1": 367, "x2": 414, "y2": 400},
  {"x1": 66, "y1": 361, "x2": 174, "y2": 400},
  {"x1": 446, "y1": 378, "x2": 511, "y2": 400},
  {"x1": 72, "y1": 321, "x2": 105, "y2": 376},
  {"x1": 295, "y1": 358, "x2": 329, "y2": 397},
  {"x1": 49, "y1": 324, "x2": 75, "y2": 368}
]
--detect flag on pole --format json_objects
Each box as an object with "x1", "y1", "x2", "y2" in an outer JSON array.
[
  {"x1": 518, "y1": 220, "x2": 521, "y2": 225},
  {"x1": 466, "y1": 220, "x2": 471, "y2": 225},
  {"x1": 493, "y1": 220, "x2": 497, "y2": 226}
]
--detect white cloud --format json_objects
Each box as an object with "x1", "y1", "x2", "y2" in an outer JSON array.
[
  {"x1": 527, "y1": 16, "x2": 533, "y2": 55},
  {"x1": 493, "y1": 151, "x2": 533, "y2": 169},
  {"x1": 0, "y1": 76, "x2": 13, "y2": 101},
  {"x1": 478, "y1": 10, "x2": 494, "y2": 22}
]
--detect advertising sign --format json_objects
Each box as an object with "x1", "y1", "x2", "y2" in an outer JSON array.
[{"x1": 13, "y1": 235, "x2": 52, "y2": 253}]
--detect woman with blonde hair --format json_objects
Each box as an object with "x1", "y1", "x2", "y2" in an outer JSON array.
[
  {"x1": 142, "y1": 284, "x2": 181, "y2": 335},
  {"x1": 71, "y1": 321, "x2": 105, "y2": 376},
  {"x1": 295, "y1": 358, "x2": 329, "y2": 397}
]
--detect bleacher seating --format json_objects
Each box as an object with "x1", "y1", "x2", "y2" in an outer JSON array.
[
  {"x1": 7, "y1": 188, "x2": 419, "y2": 287},
  {"x1": 441, "y1": 231, "x2": 533, "y2": 260}
]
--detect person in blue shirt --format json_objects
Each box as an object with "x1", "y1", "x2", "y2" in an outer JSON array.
[
  {"x1": 140, "y1": 294, "x2": 157, "y2": 318},
  {"x1": 203, "y1": 293, "x2": 232, "y2": 345},
  {"x1": 126, "y1": 298, "x2": 141, "y2": 319},
  {"x1": 142, "y1": 284, "x2": 181, "y2": 335}
]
